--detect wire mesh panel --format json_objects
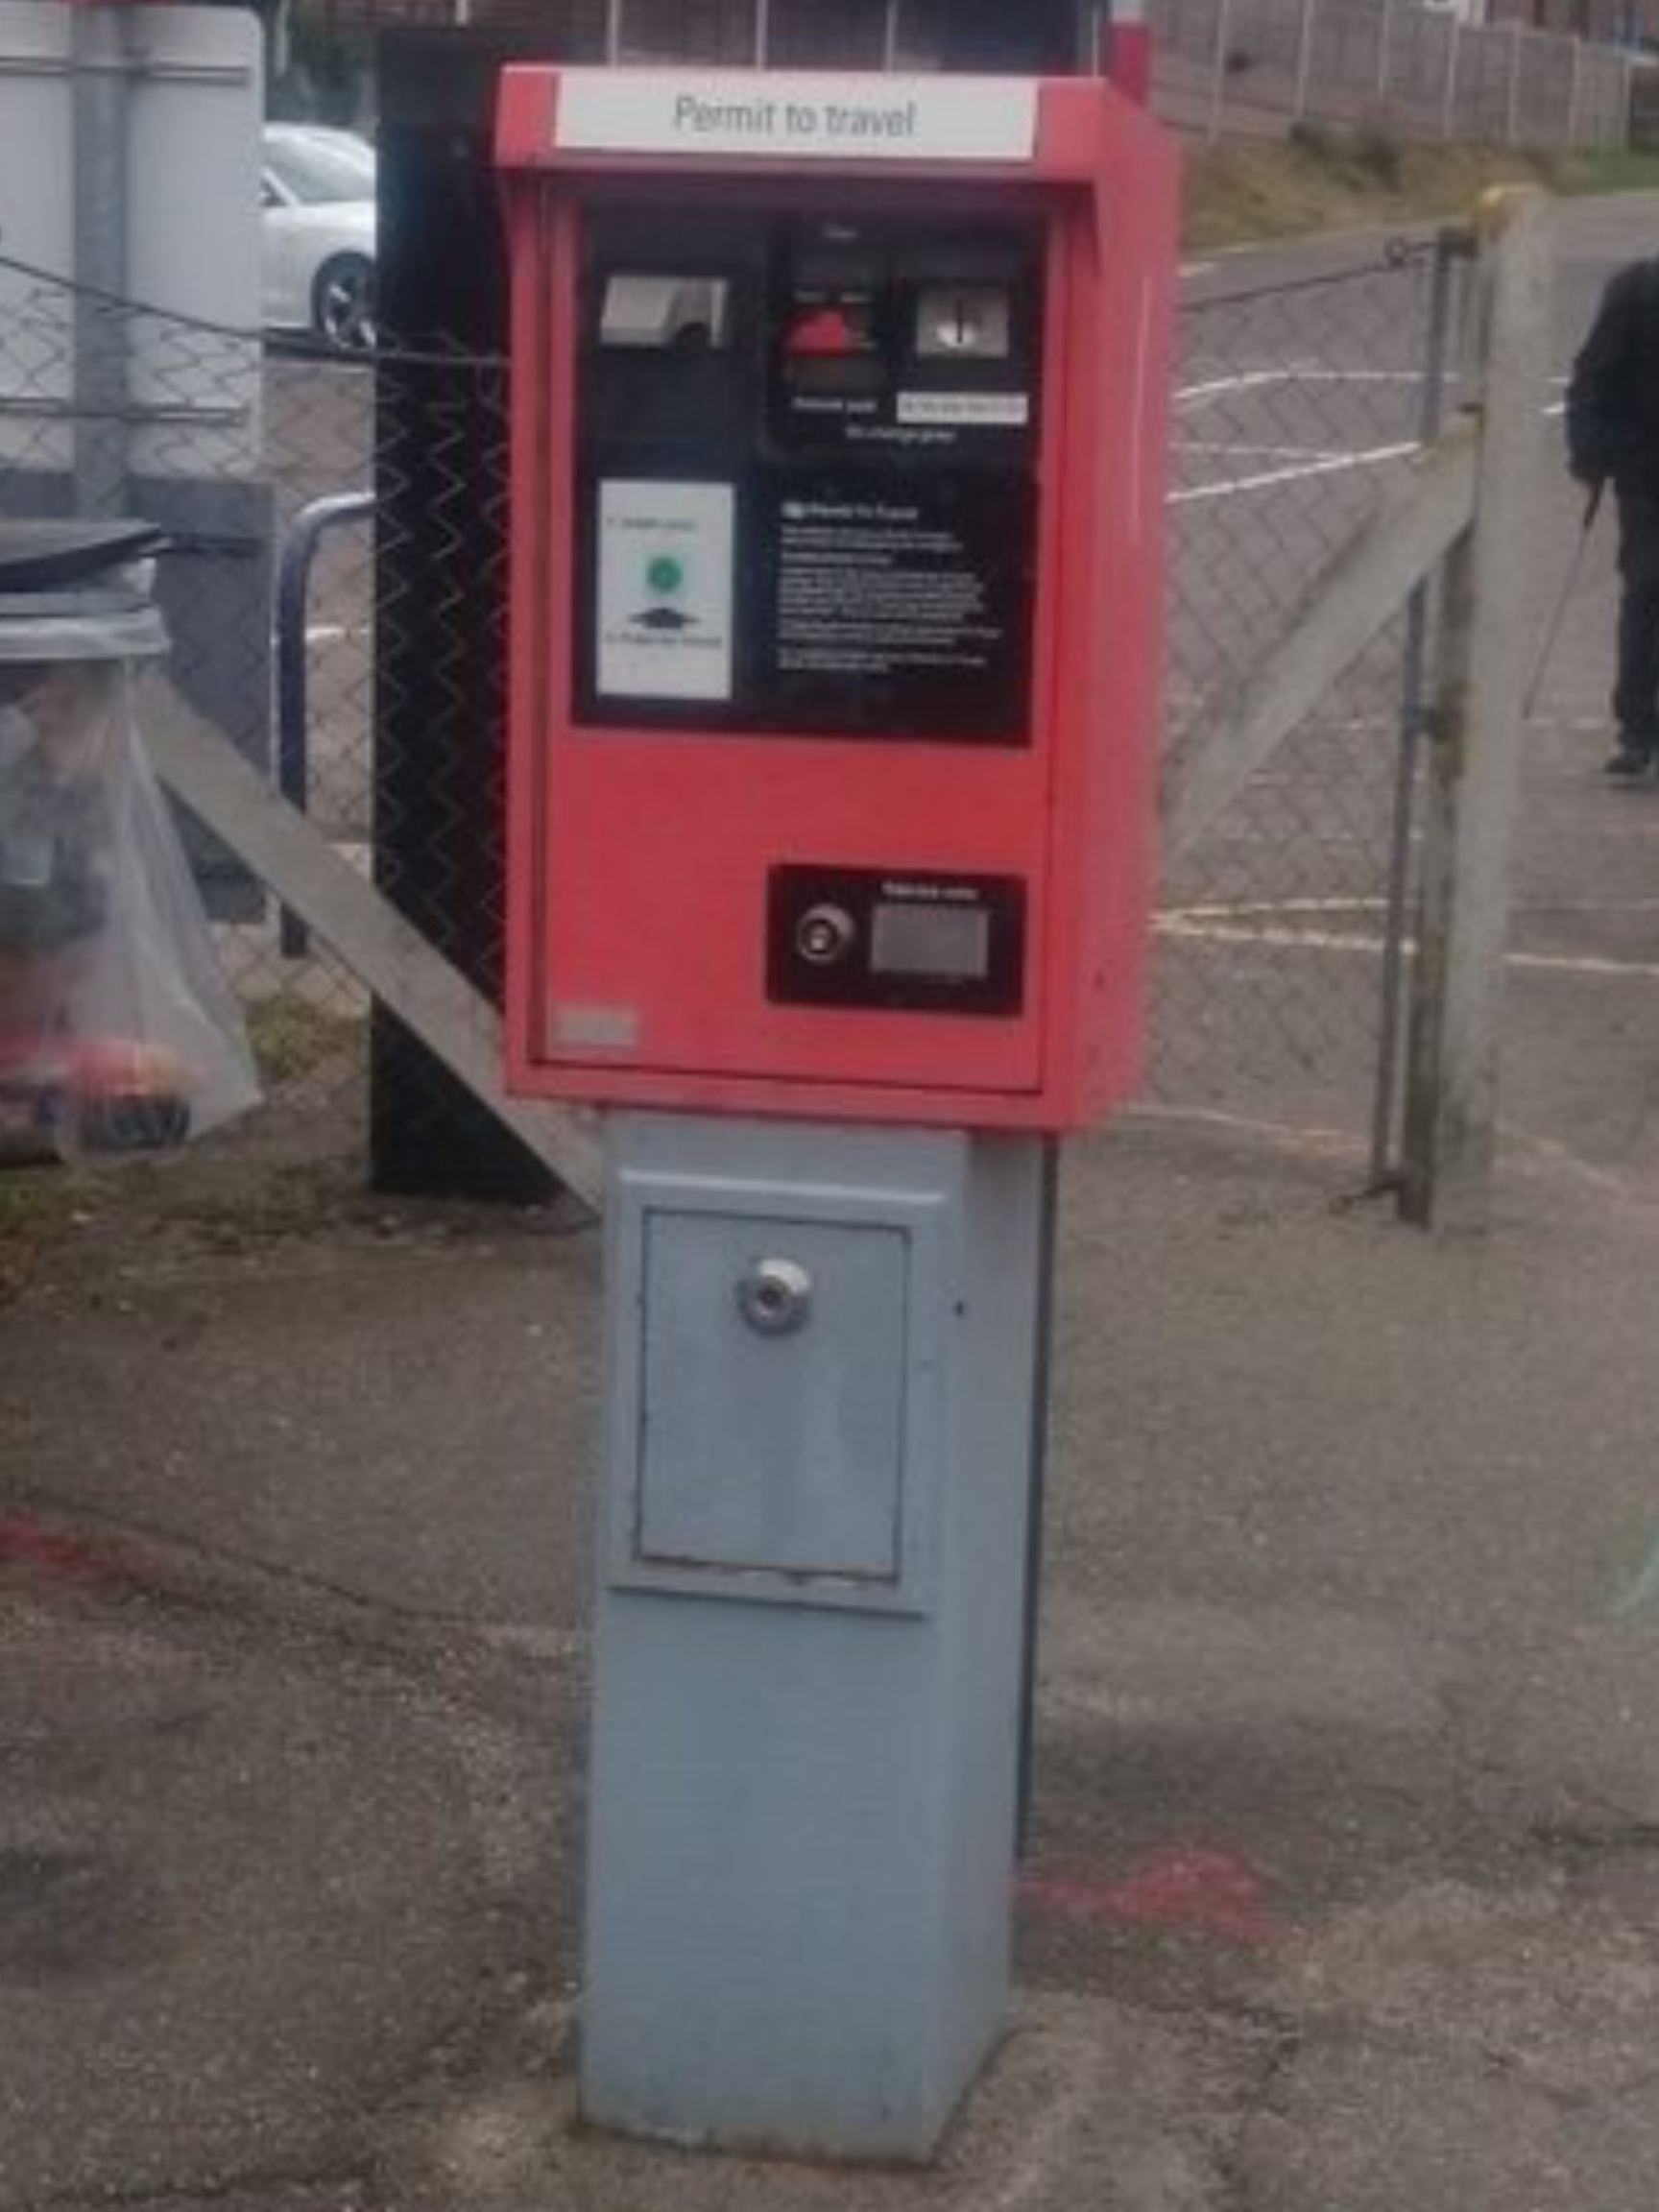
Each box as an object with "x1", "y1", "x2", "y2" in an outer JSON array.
[
  {"x1": 190, "y1": 344, "x2": 381, "y2": 1124},
  {"x1": 0, "y1": 230, "x2": 1453, "y2": 1175},
  {"x1": 0, "y1": 251, "x2": 273, "y2": 919},
  {"x1": 0, "y1": 266, "x2": 408, "y2": 1131},
  {"x1": 1156, "y1": 621, "x2": 1415, "y2": 1141},
  {"x1": 1153, "y1": 248, "x2": 1452, "y2": 1155}
]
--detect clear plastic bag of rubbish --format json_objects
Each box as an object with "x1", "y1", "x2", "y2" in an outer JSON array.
[{"x1": 0, "y1": 660, "x2": 259, "y2": 1159}]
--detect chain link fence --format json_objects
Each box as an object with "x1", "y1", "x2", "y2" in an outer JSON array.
[
  {"x1": 1154, "y1": 243, "x2": 1457, "y2": 1167},
  {"x1": 0, "y1": 246, "x2": 517, "y2": 1156},
  {"x1": 0, "y1": 231, "x2": 1458, "y2": 1179}
]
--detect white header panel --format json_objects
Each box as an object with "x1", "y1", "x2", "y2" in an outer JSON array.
[{"x1": 556, "y1": 71, "x2": 1039, "y2": 164}]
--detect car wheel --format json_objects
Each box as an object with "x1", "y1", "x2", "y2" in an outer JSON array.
[{"x1": 313, "y1": 253, "x2": 376, "y2": 355}]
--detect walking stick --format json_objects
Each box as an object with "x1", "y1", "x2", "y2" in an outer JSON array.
[{"x1": 1524, "y1": 481, "x2": 1604, "y2": 721}]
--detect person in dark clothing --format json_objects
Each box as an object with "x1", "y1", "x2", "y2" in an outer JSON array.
[{"x1": 1566, "y1": 255, "x2": 1659, "y2": 778}]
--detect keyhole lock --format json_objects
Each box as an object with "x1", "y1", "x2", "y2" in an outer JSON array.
[
  {"x1": 796, "y1": 903, "x2": 856, "y2": 968},
  {"x1": 737, "y1": 1257, "x2": 814, "y2": 1337}
]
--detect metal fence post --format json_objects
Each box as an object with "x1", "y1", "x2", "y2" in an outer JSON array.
[
  {"x1": 71, "y1": 4, "x2": 131, "y2": 517},
  {"x1": 1400, "y1": 191, "x2": 1551, "y2": 1232},
  {"x1": 1566, "y1": 35, "x2": 1582, "y2": 150},
  {"x1": 1376, "y1": 0, "x2": 1396, "y2": 118},
  {"x1": 1293, "y1": 0, "x2": 1317, "y2": 120},
  {"x1": 605, "y1": 0, "x2": 622, "y2": 63},
  {"x1": 1370, "y1": 229, "x2": 1461, "y2": 1189},
  {"x1": 1441, "y1": 16, "x2": 1460, "y2": 140},
  {"x1": 1209, "y1": 0, "x2": 1232, "y2": 139},
  {"x1": 1505, "y1": 22, "x2": 1524, "y2": 147}
]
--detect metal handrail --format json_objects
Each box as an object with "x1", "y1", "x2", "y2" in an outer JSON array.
[{"x1": 275, "y1": 491, "x2": 373, "y2": 956}]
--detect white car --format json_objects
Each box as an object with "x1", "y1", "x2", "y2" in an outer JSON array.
[{"x1": 261, "y1": 124, "x2": 376, "y2": 353}]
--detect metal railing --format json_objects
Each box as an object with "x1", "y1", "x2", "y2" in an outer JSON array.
[{"x1": 276, "y1": 490, "x2": 373, "y2": 957}]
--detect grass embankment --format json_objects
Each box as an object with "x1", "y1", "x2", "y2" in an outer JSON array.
[{"x1": 1184, "y1": 126, "x2": 1659, "y2": 252}]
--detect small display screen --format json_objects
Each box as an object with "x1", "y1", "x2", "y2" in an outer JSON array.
[{"x1": 871, "y1": 901, "x2": 991, "y2": 981}]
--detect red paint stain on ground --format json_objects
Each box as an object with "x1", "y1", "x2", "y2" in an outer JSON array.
[
  {"x1": 0, "y1": 1517, "x2": 140, "y2": 1590},
  {"x1": 1019, "y1": 1848, "x2": 1291, "y2": 1947}
]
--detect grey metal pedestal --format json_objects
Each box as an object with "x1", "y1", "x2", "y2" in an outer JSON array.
[{"x1": 581, "y1": 1112, "x2": 1046, "y2": 2160}]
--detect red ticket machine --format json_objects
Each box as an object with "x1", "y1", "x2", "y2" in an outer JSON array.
[
  {"x1": 496, "y1": 70, "x2": 1179, "y2": 2159},
  {"x1": 496, "y1": 69, "x2": 1175, "y2": 1132}
]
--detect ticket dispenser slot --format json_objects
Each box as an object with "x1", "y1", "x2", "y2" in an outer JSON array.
[
  {"x1": 914, "y1": 285, "x2": 1011, "y2": 361},
  {"x1": 599, "y1": 273, "x2": 733, "y2": 350}
]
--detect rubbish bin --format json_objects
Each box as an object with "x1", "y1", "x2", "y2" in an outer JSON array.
[{"x1": 0, "y1": 520, "x2": 257, "y2": 1159}]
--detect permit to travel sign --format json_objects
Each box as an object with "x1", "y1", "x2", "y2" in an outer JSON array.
[{"x1": 555, "y1": 72, "x2": 1040, "y2": 164}]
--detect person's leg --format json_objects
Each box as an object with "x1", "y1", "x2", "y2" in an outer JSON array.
[
  {"x1": 1612, "y1": 493, "x2": 1659, "y2": 773},
  {"x1": 1611, "y1": 577, "x2": 1659, "y2": 770}
]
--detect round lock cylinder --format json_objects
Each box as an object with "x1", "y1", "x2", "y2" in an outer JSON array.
[
  {"x1": 796, "y1": 904, "x2": 856, "y2": 968},
  {"x1": 735, "y1": 1256, "x2": 814, "y2": 1336}
]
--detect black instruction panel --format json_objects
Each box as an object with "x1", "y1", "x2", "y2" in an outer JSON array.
[
  {"x1": 760, "y1": 477, "x2": 1035, "y2": 735},
  {"x1": 575, "y1": 203, "x2": 1044, "y2": 744}
]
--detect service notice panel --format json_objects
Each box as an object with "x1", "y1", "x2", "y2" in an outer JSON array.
[{"x1": 555, "y1": 72, "x2": 1040, "y2": 163}]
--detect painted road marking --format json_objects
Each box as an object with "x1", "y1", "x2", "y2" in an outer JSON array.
[
  {"x1": 1170, "y1": 441, "x2": 1418, "y2": 505},
  {"x1": 1020, "y1": 1848, "x2": 1290, "y2": 1947},
  {"x1": 1158, "y1": 899, "x2": 1659, "y2": 983},
  {"x1": 1133, "y1": 1103, "x2": 1659, "y2": 1210},
  {"x1": 1179, "y1": 439, "x2": 1353, "y2": 460},
  {"x1": 1170, "y1": 368, "x2": 1564, "y2": 501},
  {"x1": 1176, "y1": 366, "x2": 1429, "y2": 403},
  {"x1": 1128, "y1": 1099, "x2": 1364, "y2": 1159},
  {"x1": 0, "y1": 1517, "x2": 140, "y2": 1588},
  {"x1": 1176, "y1": 368, "x2": 1294, "y2": 404}
]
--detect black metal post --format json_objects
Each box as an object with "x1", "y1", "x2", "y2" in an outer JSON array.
[{"x1": 371, "y1": 28, "x2": 575, "y2": 1202}]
